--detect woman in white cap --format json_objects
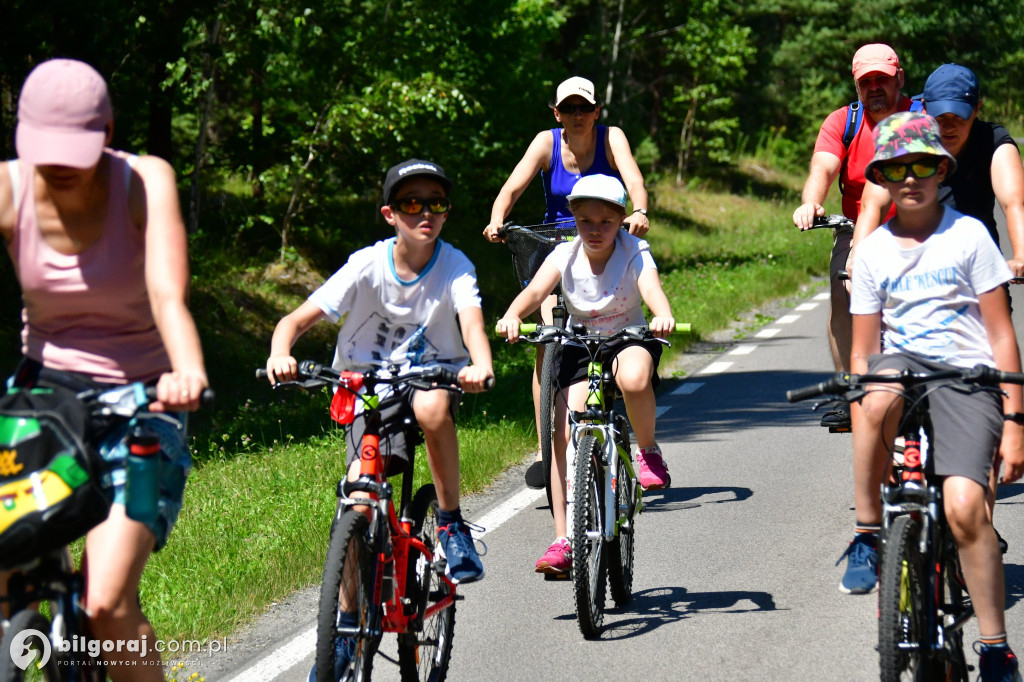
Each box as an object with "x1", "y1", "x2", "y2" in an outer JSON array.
[
  {"x1": 0, "y1": 58, "x2": 208, "y2": 679},
  {"x1": 483, "y1": 76, "x2": 650, "y2": 488}
]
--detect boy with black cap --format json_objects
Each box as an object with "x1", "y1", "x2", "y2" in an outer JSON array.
[
  {"x1": 848, "y1": 111, "x2": 1023, "y2": 681},
  {"x1": 267, "y1": 157, "x2": 492, "y2": 588}
]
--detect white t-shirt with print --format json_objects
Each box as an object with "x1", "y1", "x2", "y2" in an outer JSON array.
[
  {"x1": 850, "y1": 207, "x2": 1011, "y2": 368},
  {"x1": 544, "y1": 231, "x2": 657, "y2": 333},
  {"x1": 310, "y1": 238, "x2": 481, "y2": 373}
]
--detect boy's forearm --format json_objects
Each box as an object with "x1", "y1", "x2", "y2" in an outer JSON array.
[
  {"x1": 459, "y1": 307, "x2": 493, "y2": 370},
  {"x1": 993, "y1": 337, "x2": 1024, "y2": 413}
]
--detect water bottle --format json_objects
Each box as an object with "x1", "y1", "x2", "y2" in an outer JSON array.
[{"x1": 125, "y1": 426, "x2": 161, "y2": 525}]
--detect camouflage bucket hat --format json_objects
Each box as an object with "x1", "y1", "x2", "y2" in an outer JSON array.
[{"x1": 865, "y1": 111, "x2": 956, "y2": 185}]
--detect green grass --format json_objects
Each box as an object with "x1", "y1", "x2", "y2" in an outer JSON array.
[{"x1": 87, "y1": 158, "x2": 840, "y2": 644}]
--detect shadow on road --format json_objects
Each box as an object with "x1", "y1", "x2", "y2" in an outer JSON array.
[
  {"x1": 555, "y1": 585, "x2": 780, "y2": 640},
  {"x1": 657, "y1": 369, "x2": 837, "y2": 442},
  {"x1": 641, "y1": 485, "x2": 753, "y2": 513},
  {"x1": 997, "y1": 483, "x2": 1024, "y2": 503},
  {"x1": 1005, "y1": 563, "x2": 1024, "y2": 610}
]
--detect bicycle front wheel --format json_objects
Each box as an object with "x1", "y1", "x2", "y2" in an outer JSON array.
[
  {"x1": 315, "y1": 509, "x2": 378, "y2": 682},
  {"x1": 0, "y1": 610, "x2": 61, "y2": 681},
  {"x1": 607, "y1": 417, "x2": 635, "y2": 606},
  {"x1": 878, "y1": 514, "x2": 928, "y2": 682},
  {"x1": 398, "y1": 484, "x2": 456, "y2": 682},
  {"x1": 572, "y1": 434, "x2": 606, "y2": 638},
  {"x1": 539, "y1": 342, "x2": 557, "y2": 515}
]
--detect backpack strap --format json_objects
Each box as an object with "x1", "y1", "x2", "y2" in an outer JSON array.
[
  {"x1": 8, "y1": 160, "x2": 21, "y2": 212},
  {"x1": 838, "y1": 101, "x2": 863, "y2": 195}
]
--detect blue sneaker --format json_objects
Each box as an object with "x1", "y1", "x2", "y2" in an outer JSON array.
[
  {"x1": 307, "y1": 635, "x2": 355, "y2": 681},
  {"x1": 437, "y1": 520, "x2": 485, "y2": 584},
  {"x1": 836, "y1": 533, "x2": 878, "y2": 594},
  {"x1": 977, "y1": 643, "x2": 1023, "y2": 682}
]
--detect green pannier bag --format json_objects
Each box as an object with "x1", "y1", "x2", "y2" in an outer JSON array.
[{"x1": 0, "y1": 386, "x2": 110, "y2": 569}]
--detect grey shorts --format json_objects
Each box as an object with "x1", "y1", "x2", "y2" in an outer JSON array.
[
  {"x1": 344, "y1": 387, "x2": 459, "y2": 478},
  {"x1": 868, "y1": 353, "x2": 1002, "y2": 488}
]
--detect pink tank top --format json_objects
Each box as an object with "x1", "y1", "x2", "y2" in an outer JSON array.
[{"x1": 6, "y1": 151, "x2": 171, "y2": 383}]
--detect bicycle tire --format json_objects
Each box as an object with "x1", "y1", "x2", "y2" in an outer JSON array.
[
  {"x1": 878, "y1": 514, "x2": 929, "y2": 682},
  {"x1": 314, "y1": 509, "x2": 378, "y2": 682},
  {"x1": 572, "y1": 434, "x2": 606, "y2": 638},
  {"x1": 539, "y1": 342, "x2": 557, "y2": 515},
  {"x1": 607, "y1": 416, "x2": 635, "y2": 606},
  {"x1": 0, "y1": 610, "x2": 61, "y2": 681},
  {"x1": 398, "y1": 484, "x2": 456, "y2": 682}
]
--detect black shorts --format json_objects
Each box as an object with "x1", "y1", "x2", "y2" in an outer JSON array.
[
  {"x1": 553, "y1": 337, "x2": 663, "y2": 392},
  {"x1": 344, "y1": 387, "x2": 459, "y2": 478}
]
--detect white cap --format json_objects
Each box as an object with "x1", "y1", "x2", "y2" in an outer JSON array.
[
  {"x1": 555, "y1": 76, "x2": 597, "y2": 106},
  {"x1": 567, "y1": 174, "x2": 626, "y2": 208}
]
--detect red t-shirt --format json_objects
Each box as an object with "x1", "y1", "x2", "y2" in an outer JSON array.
[{"x1": 813, "y1": 96, "x2": 913, "y2": 219}]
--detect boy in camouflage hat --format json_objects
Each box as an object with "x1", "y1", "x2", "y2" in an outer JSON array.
[{"x1": 845, "y1": 111, "x2": 1023, "y2": 681}]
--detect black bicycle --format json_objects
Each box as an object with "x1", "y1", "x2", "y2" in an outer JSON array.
[
  {"x1": 788, "y1": 364, "x2": 1024, "y2": 681},
  {"x1": 498, "y1": 220, "x2": 577, "y2": 513},
  {"x1": 0, "y1": 382, "x2": 213, "y2": 682}
]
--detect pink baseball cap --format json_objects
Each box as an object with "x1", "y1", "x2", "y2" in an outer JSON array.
[
  {"x1": 16, "y1": 59, "x2": 112, "y2": 168},
  {"x1": 851, "y1": 44, "x2": 900, "y2": 80}
]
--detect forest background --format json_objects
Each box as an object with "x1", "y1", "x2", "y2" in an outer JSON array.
[{"x1": 1, "y1": 0, "x2": 1024, "y2": 641}]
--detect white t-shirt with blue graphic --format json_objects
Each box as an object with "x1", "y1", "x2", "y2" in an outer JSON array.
[
  {"x1": 850, "y1": 207, "x2": 1011, "y2": 368},
  {"x1": 310, "y1": 238, "x2": 481, "y2": 374}
]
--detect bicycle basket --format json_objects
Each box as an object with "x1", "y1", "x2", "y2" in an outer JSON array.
[
  {"x1": 505, "y1": 224, "x2": 578, "y2": 289},
  {"x1": 0, "y1": 386, "x2": 110, "y2": 569}
]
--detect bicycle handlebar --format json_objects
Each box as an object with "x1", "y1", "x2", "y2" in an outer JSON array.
[
  {"x1": 786, "y1": 365, "x2": 1024, "y2": 403},
  {"x1": 256, "y1": 361, "x2": 493, "y2": 392},
  {"x1": 804, "y1": 214, "x2": 854, "y2": 231},
  {"x1": 496, "y1": 322, "x2": 690, "y2": 343},
  {"x1": 75, "y1": 383, "x2": 215, "y2": 419}
]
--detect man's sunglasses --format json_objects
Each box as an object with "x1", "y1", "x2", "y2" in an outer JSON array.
[
  {"x1": 556, "y1": 102, "x2": 597, "y2": 115},
  {"x1": 391, "y1": 197, "x2": 452, "y2": 214},
  {"x1": 876, "y1": 158, "x2": 943, "y2": 183}
]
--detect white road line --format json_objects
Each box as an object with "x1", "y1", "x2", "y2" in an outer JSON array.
[
  {"x1": 474, "y1": 487, "x2": 544, "y2": 539},
  {"x1": 755, "y1": 328, "x2": 781, "y2": 338},
  {"x1": 795, "y1": 303, "x2": 818, "y2": 311},
  {"x1": 699, "y1": 361, "x2": 733, "y2": 374},
  {"x1": 655, "y1": 405, "x2": 672, "y2": 418},
  {"x1": 814, "y1": 292, "x2": 830, "y2": 301},
  {"x1": 671, "y1": 381, "x2": 705, "y2": 395},
  {"x1": 728, "y1": 344, "x2": 758, "y2": 355},
  {"x1": 222, "y1": 626, "x2": 316, "y2": 682},
  {"x1": 776, "y1": 314, "x2": 800, "y2": 324}
]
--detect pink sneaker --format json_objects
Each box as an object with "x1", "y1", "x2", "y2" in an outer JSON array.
[
  {"x1": 534, "y1": 538, "x2": 572, "y2": 574},
  {"x1": 637, "y1": 445, "x2": 671, "y2": 490}
]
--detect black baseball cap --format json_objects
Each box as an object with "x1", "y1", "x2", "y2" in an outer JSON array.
[{"x1": 382, "y1": 159, "x2": 452, "y2": 205}]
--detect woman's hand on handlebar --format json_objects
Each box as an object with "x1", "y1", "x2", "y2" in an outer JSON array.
[
  {"x1": 495, "y1": 316, "x2": 522, "y2": 343},
  {"x1": 153, "y1": 369, "x2": 209, "y2": 412},
  {"x1": 459, "y1": 364, "x2": 494, "y2": 393},
  {"x1": 622, "y1": 212, "x2": 650, "y2": 237},
  {"x1": 793, "y1": 203, "x2": 825, "y2": 231},
  {"x1": 265, "y1": 354, "x2": 299, "y2": 385},
  {"x1": 483, "y1": 221, "x2": 506, "y2": 243},
  {"x1": 649, "y1": 315, "x2": 676, "y2": 339}
]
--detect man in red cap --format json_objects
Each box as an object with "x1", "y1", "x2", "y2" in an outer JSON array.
[{"x1": 792, "y1": 44, "x2": 916, "y2": 431}]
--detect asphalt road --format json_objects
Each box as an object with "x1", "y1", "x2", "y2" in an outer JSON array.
[{"x1": 189, "y1": 209, "x2": 1024, "y2": 682}]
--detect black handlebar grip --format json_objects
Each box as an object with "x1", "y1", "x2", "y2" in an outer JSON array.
[
  {"x1": 255, "y1": 368, "x2": 269, "y2": 380},
  {"x1": 144, "y1": 386, "x2": 216, "y2": 405},
  {"x1": 786, "y1": 381, "x2": 834, "y2": 403},
  {"x1": 484, "y1": 376, "x2": 495, "y2": 390}
]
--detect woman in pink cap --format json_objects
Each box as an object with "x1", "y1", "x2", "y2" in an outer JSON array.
[{"x1": 0, "y1": 59, "x2": 208, "y2": 679}]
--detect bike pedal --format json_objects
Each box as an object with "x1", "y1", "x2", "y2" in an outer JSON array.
[
  {"x1": 828, "y1": 426, "x2": 852, "y2": 434},
  {"x1": 542, "y1": 571, "x2": 571, "y2": 581}
]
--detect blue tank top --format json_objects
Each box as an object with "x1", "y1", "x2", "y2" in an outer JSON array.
[{"x1": 541, "y1": 125, "x2": 621, "y2": 224}]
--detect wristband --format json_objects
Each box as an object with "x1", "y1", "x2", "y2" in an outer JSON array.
[
  {"x1": 632, "y1": 208, "x2": 647, "y2": 216},
  {"x1": 1004, "y1": 413, "x2": 1024, "y2": 425}
]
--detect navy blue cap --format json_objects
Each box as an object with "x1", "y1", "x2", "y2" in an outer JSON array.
[{"x1": 922, "y1": 64, "x2": 979, "y2": 120}]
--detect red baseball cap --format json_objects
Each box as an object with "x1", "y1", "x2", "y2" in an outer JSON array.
[
  {"x1": 851, "y1": 44, "x2": 900, "y2": 80},
  {"x1": 16, "y1": 59, "x2": 112, "y2": 168}
]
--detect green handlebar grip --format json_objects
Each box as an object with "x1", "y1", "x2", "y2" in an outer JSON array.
[
  {"x1": 675, "y1": 322, "x2": 691, "y2": 334},
  {"x1": 494, "y1": 322, "x2": 538, "y2": 335}
]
